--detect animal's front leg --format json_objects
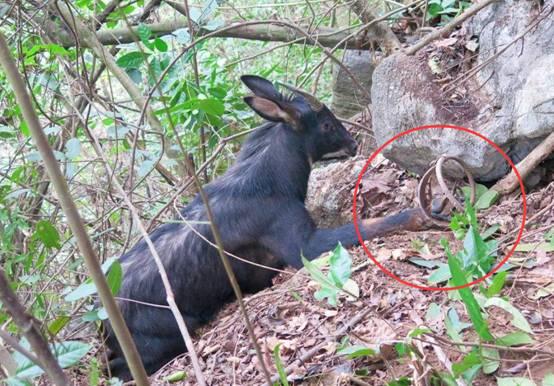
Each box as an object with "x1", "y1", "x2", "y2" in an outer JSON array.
[{"x1": 262, "y1": 206, "x2": 428, "y2": 268}]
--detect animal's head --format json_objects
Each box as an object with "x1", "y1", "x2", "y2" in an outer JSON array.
[{"x1": 241, "y1": 75, "x2": 358, "y2": 162}]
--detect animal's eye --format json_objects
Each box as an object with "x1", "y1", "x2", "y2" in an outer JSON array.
[{"x1": 322, "y1": 122, "x2": 332, "y2": 132}]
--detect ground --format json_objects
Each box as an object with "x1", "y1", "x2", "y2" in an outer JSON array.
[{"x1": 136, "y1": 160, "x2": 554, "y2": 386}]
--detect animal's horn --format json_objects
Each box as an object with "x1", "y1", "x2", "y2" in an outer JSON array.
[{"x1": 278, "y1": 82, "x2": 324, "y2": 111}]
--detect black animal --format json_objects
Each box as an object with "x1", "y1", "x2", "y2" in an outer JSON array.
[{"x1": 104, "y1": 75, "x2": 424, "y2": 380}]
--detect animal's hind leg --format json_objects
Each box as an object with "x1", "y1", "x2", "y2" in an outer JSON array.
[
  {"x1": 108, "y1": 313, "x2": 206, "y2": 381},
  {"x1": 109, "y1": 333, "x2": 189, "y2": 380}
]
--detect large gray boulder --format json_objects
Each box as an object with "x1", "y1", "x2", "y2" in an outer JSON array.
[
  {"x1": 371, "y1": 0, "x2": 554, "y2": 181},
  {"x1": 332, "y1": 50, "x2": 376, "y2": 118}
]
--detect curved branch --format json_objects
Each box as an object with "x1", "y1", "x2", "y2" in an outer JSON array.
[{"x1": 54, "y1": 18, "x2": 379, "y2": 49}]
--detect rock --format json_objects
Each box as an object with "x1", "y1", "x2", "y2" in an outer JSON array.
[
  {"x1": 306, "y1": 157, "x2": 420, "y2": 227},
  {"x1": 332, "y1": 50, "x2": 376, "y2": 118},
  {"x1": 370, "y1": 0, "x2": 554, "y2": 181},
  {"x1": 306, "y1": 158, "x2": 367, "y2": 227}
]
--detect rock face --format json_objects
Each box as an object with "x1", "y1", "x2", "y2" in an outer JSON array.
[
  {"x1": 306, "y1": 157, "x2": 419, "y2": 228},
  {"x1": 332, "y1": 50, "x2": 376, "y2": 118},
  {"x1": 371, "y1": 0, "x2": 554, "y2": 181}
]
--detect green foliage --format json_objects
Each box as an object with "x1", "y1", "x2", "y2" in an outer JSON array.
[
  {"x1": 6, "y1": 341, "x2": 90, "y2": 384},
  {"x1": 272, "y1": 344, "x2": 289, "y2": 386},
  {"x1": 163, "y1": 370, "x2": 188, "y2": 383},
  {"x1": 387, "y1": 377, "x2": 411, "y2": 386},
  {"x1": 429, "y1": 201, "x2": 497, "y2": 285},
  {"x1": 302, "y1": 243, "x2": 359, "y2": 306},
  {"x1": 33, "y1": 220, "x2": 61, "y2": 249},
  {"x1": 337, "y1": 345, "x2": 377, "y2": 360},
  {"x1": 426, "y1": 0, "x2": 471, "y2": 24},
  {"x1": 448, "y1": 249, "x2": 493, "y2": 341}
]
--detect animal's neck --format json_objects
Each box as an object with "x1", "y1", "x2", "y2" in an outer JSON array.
[{"x1": 235, "y1": 123, "x2": 312, "y2": 200}]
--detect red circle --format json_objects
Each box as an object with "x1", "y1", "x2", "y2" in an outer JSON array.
[{"x1": 352, "y1": 125, "x2": 527, "y2": 291}]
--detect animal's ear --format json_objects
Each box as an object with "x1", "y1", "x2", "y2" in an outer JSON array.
[
  {"x1": 241, "y1": 75, "x2": 282, "y2": 101},
  {"x1": 244, "y1": 96, "x2": 296, "y2": 125}
]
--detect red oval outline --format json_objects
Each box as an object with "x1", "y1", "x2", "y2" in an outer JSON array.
[{"x1": 352, "y1": 125, "x2": 527, "y2": 291}]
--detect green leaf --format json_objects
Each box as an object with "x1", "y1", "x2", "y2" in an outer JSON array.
[
  {"x1": 54, "y1": 341, "x2": 90, "y2": 368},
  {"x1": 425, "y1": 302, "x2": 441, "y2": 321},
  {"x1": 474, "y1": 189, "x2": 499, "y2": 210},
  {"x1": 0, "y1": 125, "x2": 15, "y2": 138},
  {"x1": 428, "y1": 263, "x2": 451, "y2": 283},
  {"x1": 64, "y1": 282, "x2": 96, "y2": 302},
  {"x1": 342, "y1": 278, "x2": 359, "y2": 299},
  {"x1": 409, "y1": 257, "x2": 440, "y2": 269},
  {"x1": 515, "y1": 242, "x2": 554, "y2": 252},
  {"x1": 486, "y1": 271, "x2": 507, "y2": 298},
  {"x1": 19, "y1": 121, "x2": 30, "y2": 137},
  {"x1": 48, "y1": 315, "x2": 71, "y2": 336},
  {"x1": 481, "y1": 224, "x2": 500, "y2": 240},
  {"x1": 448, "y1": 252, "x2": 494, "y2": 341},
  {"x1": 65, "y1": 258, "x2": 119, "y2": 301},
  {"x1": 154, "y1": 38, "x2": 168, "y2": 52},
  {"x1": 203, "y1": 18, "x2": 225, "y2": 31},
  {"x1": 65, "y1": 138, "x2": 81, "y2": 159},
  {"x1": 462, "y1": 225, "x2": 489, "y2": 269},
  {"x1": 387, "y1": 377, "x2": 411, "y2": 386},
  {"x1": 445, "y1": 307, "x2": 470, "y2": 343},
  {"x1": 16, "y1": 341, "x2": 90, "y2": 379},
  {"x1": 481, "y1": 346, "x2": 500, "y2": 374},
  {"x1": 82, "y1": 308, "x2": 108, "y2": 322},
  {"x1": 329, "y1": 243, "x2": 351, "y2": 287},
  {"x1": 88, "y1": 358, "x2": 100, "y2": 386},
  {"x1": 137, "y1": 24, "x2": 152, "y2": 46},
  {"x1": 408, "y1": 327, "x2": 432, "y2": 337},
  {"x1": 34, "y1": 220, "x2": 61, "y2": 249},
  {"x1": 497, "y1": 377, "x2": 537, "y2": 386},
  {"x1": 273, "y1": 344, "x2": 289, "y2": 386},
  {"x1": 452, "y1": 350, "x2": 481, "y2": 376},
  {"x1": 163, "y1": 371, "x2": 187, "y2": 383},
  {"x1": 116, "y1": 51, "x2": 148, "y2": 69},
  {"x1": 496, "y1": 331, "x2": 534, "y2": 346},
  {"x1": 435, "y1": 372, "x2": 458, "y2": 386},
  {"x1": 106, "y1": 260, "x2": 123, "y2": 296},
  {"x1": 427, "y1": 3, "x2": 443, "y2": 17},
  {"x1": 394, "y1": 343, "x2": 410, "y2": 357},
  {"x1": 484, "y1": 297, "x2": 532, "y2": 333},
  {"x1": 196, "y1": 98, "x2": 225, "y2": 116},
  {"x1": 302, "y1": 256, "x2": 339, "y2": 306},
  {"x1": 337, "y1": 345, "x2": 376, "y2": 359}
]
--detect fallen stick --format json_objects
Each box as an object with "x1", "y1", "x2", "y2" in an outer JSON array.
[{"x1": 493, "y1": 130, "x2": 554, "y2": 195}]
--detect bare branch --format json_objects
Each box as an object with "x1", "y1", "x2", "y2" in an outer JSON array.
[
  {"x1": 54, "y1": 18, "x2": 380, "y2": 49},
  {"x1": 493, "y1": 130, "x2": 554, "y2": 195},
  {"x1": 350, "y1": 0, "x2": 401, "y2": 53}
]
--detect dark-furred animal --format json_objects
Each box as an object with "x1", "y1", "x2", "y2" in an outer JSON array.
[{"x1": 104, "y1": 75, "x2": 424, "y2": 380}]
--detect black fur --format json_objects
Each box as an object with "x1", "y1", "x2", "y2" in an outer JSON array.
[{"x1": 104, "y1": 75, "x2": 365, "y2": 380}]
